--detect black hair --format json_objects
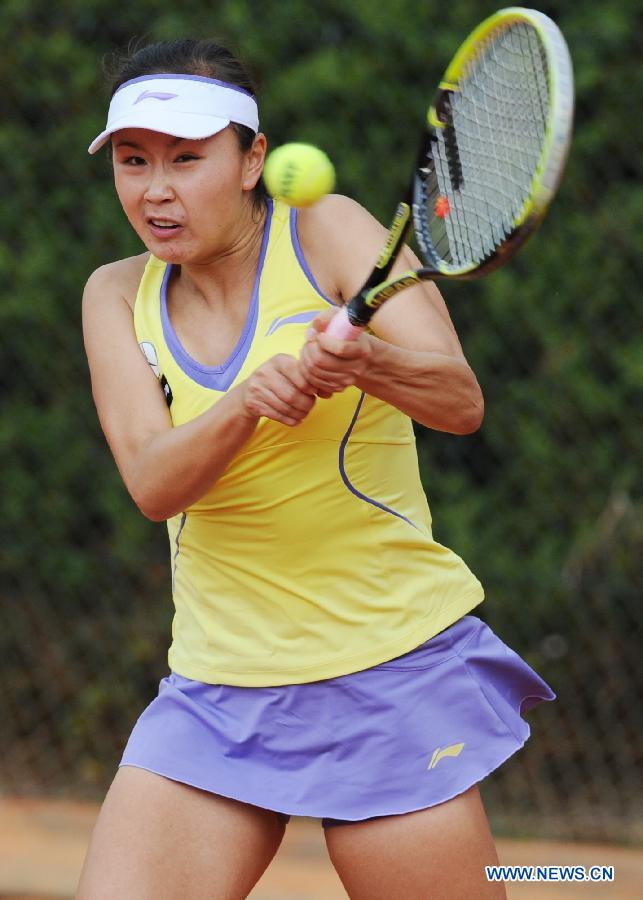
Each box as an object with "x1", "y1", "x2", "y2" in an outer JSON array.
[{"x1": 105, "y1": 38, "x2": 267, "y2": 208}]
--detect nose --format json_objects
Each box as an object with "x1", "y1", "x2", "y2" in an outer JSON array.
[{"x1": 144, "y1": 165, "x2": 175, "y2": 203}]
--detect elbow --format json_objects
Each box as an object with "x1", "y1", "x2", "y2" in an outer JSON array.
[
  {"x1": 457, "y1": 368, "x2": 485, "y2": 434},
  {"x1": 120, "y1": 451, "x2": 178, "y2": 522},
  {"x1": 457, "y1": 389, "x2": 485, "y2": 435},
  {"x1": 141, "y1": 506, "x2": 169, "y2": 523},
  {"x1": 457, "y1": 406, "x2": 484, "y2": 435},
  {"x1": 135, "y1": 497, "x2": 168, "y2": 522},
  {"x1": 130, "y1": 486, "x2": 171, "y2": 522}
]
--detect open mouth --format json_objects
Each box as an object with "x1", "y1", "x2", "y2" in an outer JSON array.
[{"x1": 148, "y1": 219, "x2": 182, "y2": 237}]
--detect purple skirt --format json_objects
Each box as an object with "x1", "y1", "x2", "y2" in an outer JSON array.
[{"x1": 120, "y1": 615, "x2": 554, "y2": 824}]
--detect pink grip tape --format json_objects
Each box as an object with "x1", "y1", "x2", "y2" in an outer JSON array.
[{"x1": 326, "y1": 307, "x2": 364, "y2": 341}]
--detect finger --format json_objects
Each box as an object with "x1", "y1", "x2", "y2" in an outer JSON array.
[
  {"x1": 273, "y1": 382, "x2": 316, "y2": 415},
  {"x1": 299, "y1": 341, "x2": 327, "y2": 379},
  {"x1": 258, "y1": 393, "x2": 314, "y2": 422},
  {"x1": 316, "y1": 331, "x2": 369, "y2": 358},
  {"x1": 277, "y1": 355, "x2": 317, "y2": 395},
  {"x1": 302, "y1": 351, "x2": 357, "y2": 387},
  {"x1": 301, "y1": 339, "x2": 347, "y2": 372},
  {"x1": 247, "y1": 376, "x2": 314, "y2": 419},
  {"x1": 303, "y1": 370, "x2": 353, "y2": 393},
  {"x1": 306, "y1": 306, "x2": 342, "y2": 338}
]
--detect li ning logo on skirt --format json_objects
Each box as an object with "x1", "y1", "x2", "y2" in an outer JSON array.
[{"x1": 428, "y1": 743, "x2": 465, "y2": 770}]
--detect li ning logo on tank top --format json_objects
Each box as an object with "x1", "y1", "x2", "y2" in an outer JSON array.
[{"x1": 140, "y1": 341, "x2": 173, "y2": 407}]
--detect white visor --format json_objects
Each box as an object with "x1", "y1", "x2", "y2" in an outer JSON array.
[{"x1": 88, "y1": 74, "x2": 259, "y2": 154}]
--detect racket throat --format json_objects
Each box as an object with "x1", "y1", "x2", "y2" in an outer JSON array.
[
  {"x1": 346, "y1": 199, "x2": 416, "y2": 327},
  {"x1": 344, "y1": 290, "x2": 377, "y2": 327},
  {"x1": 434, "y1": 89, "x2": 464, "y2": 192},
  {"x1": 346, "y1": 270, "x2": 424, "y2": 326}
]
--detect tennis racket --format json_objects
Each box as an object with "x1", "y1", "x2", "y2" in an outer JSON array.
[{"x1": 327, "y1": 6, "x2": 574, "y2": 340}]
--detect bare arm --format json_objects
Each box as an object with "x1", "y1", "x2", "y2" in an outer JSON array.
[
  {"x1": 358, "y1": 337, "x2": 482, "y2": 434},
  {"x1": 298, "y1": 195, "x2": 484, "y2": 434},
  {"x1": 83, "y1": 261, "x2": 314, "y2": 521}
]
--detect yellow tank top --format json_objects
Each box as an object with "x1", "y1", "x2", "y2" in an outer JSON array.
[{"x1": 134, "y1": 198, "x2": 483, "y2": 686}]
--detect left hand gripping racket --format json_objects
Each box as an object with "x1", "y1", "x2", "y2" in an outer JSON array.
[{"x1": 327, "y1": 6, "x2": 574, "y2": 340}]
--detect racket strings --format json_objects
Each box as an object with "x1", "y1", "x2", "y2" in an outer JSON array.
[{"x1": 421, "y1": 22, "x2": 551, "y2": 268}]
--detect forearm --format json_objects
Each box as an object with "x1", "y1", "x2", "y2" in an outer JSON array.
[
  {"x1": 128, "y1": 386, "x2": 257, "y2": 521},
  {"x1": 355, "y1": 335, "x2": 484, "y2": 434}
]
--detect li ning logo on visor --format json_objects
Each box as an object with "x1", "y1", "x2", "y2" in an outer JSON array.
[
  {"x1": 134, "y1": 90, "x2": 179, "y2": 104},
  {"x1": 427, "y1": 742, "x2": 465, "y2": 770}
]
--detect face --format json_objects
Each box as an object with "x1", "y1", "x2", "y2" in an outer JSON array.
[{"x1": 111, "y1": 127, "x2": 266, "y2": 265}]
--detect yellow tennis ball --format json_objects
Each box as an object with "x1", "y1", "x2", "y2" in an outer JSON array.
[{"x1": 263, "y1": 143, "x2": 335, "y2": 207}]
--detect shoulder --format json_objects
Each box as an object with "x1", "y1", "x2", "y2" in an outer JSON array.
[
  {"x1": 83, "y1": 252, "x2": 151, "y2": 315},
  {"x1": 297, "y1": 194, "x2": 382, "y2": 245},
  {"x1": 295, "y1": 195, "x2": 389, "y2": 302}
]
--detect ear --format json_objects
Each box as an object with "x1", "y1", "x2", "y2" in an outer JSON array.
[{"x1": 242, "y1": 132, "x2": 267, "y2": 191}]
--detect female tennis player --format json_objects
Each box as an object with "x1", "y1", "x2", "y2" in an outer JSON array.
[{"x1": 78, "y1": 38, "x2": 554, "y2": 900}]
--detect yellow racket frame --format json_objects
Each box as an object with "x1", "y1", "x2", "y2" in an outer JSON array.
[
  {"x1": 343, "y1": 8, "x2": 574, "y2": 324},
  {"x1": 424, "y1": 6, "x2": 574, "y2": 277}
]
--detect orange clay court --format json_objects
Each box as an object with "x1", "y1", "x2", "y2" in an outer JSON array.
[{"x1": 0, "y1": 797, "x2": 641, "y2": 899}]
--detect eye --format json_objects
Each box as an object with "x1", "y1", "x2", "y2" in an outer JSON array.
[
  {"x1": 120, "y1": 155, "x2": 147, "y2": 166},
  {"x1": 175, "y1": 153, "x2": 200, "y2": 163}
]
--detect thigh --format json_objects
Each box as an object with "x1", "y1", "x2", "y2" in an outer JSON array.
[
  {"x1": 324, "y1": 786, "x2": 505, "y2": 900},
  {"x1": 77, "y1": 766, "x2": 286, "y2": 900}
]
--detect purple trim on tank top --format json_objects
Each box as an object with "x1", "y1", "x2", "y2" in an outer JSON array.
[
  {"x1": 160, "y1": 201, "x2": 273, "y2": 391},
  {"x1": 265, "y1": 310, "x2": 319, "y2": 336},
  {"x1": 289, "y1": 209, "x2": 337, "y2": 306},
  {"x1": 339, "y1": 393, "x2": 420, "y2": 530},
  {"x1": 115, "y1": 73, "x2": 256, "y2": 99},
  {"x1": 172, "y1": 512, "x2": 187, "y2": 592}
]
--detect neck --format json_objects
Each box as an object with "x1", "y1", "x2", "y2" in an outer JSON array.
[{"x1": 177, "y1": 197, "x2": 268, "y2": 310}]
